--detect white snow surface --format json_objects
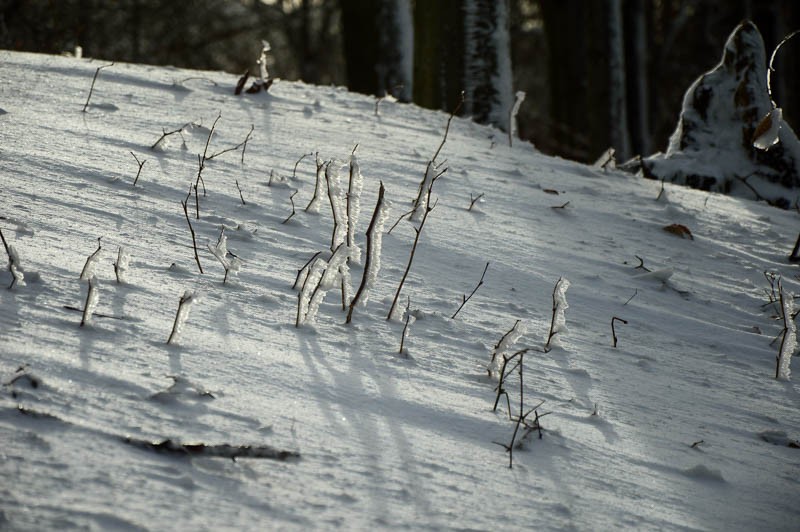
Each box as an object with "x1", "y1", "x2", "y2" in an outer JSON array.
[{"x1": 1, "y1": 52, "x2": 800, "y2": 531}]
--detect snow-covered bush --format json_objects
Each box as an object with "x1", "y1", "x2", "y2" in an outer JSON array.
[{"x1": 640, "y1": 21, "x2": 800, "y2": 208}]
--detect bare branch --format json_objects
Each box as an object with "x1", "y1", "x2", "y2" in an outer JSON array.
[
  {"x1": 451, "y1": 262, "x2": 489, "y2": 319},
  {"x1": 82, "y1": 62, "x2": 114, "y2": 112}
]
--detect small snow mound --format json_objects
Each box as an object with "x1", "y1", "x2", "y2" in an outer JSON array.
[
  {"x1": 633, "y1": 267, "x2": 674, "y2": 282},
  {"x1": 683, "y1": 464, "x2": 725, "y2": 482},
  {"x1": 759, "y1": 430, "x2": 800, "y2": 448}
]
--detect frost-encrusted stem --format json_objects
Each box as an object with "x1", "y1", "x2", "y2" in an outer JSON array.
[
  {"x1": 451, "y1": 262, "x2": 489, "y2": 319},
  {"x1": 489, "y1": 320, "x2": 525, "y2": 378},
  {"x1": 508, "y1": 91, "x2": 526, "y2": 147},
  {"x1": 544, "y1": 277, "x2": 570, "y2": 352},
  {"x1": 305, "y1": 153, "x2": 327, "y2": 213},
  {"x1": 80, "y1": 276, "x2": 99, "y2": 327},
  {"x1": 80, "y1": 238, "x2": 103, "y2": 281},
  {"x1": 167, "y1": 290, "x2": 196, "y2": 344},
  {"x1": 208, "y1": 227, "x2": 241, "y2": 284},
  {"x1": 776, "y1": 278, "x2": 796, "y2": 380},
  {"x1": 82, "y1": 62, "x2": 114, "y2": 112},
  {"x1": 347, "y1": 182, "x2": 388, "y2": 323},
  {"x1": 293, "y1": 251, "x2": 323, "y2": 290},
  {"x1": 325, "y1": 162, "x2": 347, "y2": 251},
  {"x1": 306, "y1": 244, "x2": 349, "y2": 324},
  {"x1": 296, "y1": 257, "x2": 325, "y2": 327},
  {"x1": 768, "y1": 30, "x2": 800, "y2": 106},
  {"x1": 113, "y1": 246, "x2": 130, "y2": 284},
  {"x1": 346, "y1": 147, "x2": 364, "y2": 263}
]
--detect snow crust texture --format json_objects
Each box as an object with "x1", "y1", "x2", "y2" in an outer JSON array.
[{"x1": 1, "y1": 51, "x2": 799, "y2": 532}]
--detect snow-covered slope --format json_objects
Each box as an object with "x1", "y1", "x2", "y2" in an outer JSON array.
[{"x1": 1, "y1": 51, "x2": 799, "y2": 531}]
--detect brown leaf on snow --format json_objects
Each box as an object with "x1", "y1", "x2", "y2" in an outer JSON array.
[{"x1": 663, "y1": 223, "x2": 694, "y2": 240}]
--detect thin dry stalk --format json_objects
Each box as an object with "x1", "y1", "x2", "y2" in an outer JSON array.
[
  {"x1": 387, "y1": 187, "x2": 438, "y2": 320},
  {"x1": 235, "y1": 180, "x2": 246, "y2": 205},
  {"x1": 451, "y1": 262, "x2": 489, "y2": 319},
  {"x1": 468, "y1": 193, "x2": 484, "y2": 211},
  {"x1": 82, "y1": 62, "x2": 114, "y2": 112},
  {"x1": 130, "y1": 152, "x2": 147, "y2": 186},
  {"x1": 611, "y1": 316, "x2": 628, "y2": 347},
  {"x1": 399, "y1": 296, "x2": 412, "y2": 354},
  {"x1": 181, "y1": 188, "x2": 203, "y2": 274},
  {"x1": 282, "y1": 190, "x2": 299, "y2": 225}
]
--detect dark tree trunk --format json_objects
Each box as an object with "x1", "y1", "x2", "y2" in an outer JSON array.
[
  {"x1": 413, "y1": 0, "x2": 463, "y2": 112},
  {"x1": 339, "y1": 0, "x2": 381, "y2": 95}
]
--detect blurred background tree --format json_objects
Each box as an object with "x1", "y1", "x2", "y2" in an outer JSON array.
[{"x1": 2, "y1": 0, "x2": 798, "y2": 164}]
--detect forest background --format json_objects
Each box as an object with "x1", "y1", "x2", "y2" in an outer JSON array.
[{"x1": 2, "y1": 0, "x2": 799, "y2": 164}]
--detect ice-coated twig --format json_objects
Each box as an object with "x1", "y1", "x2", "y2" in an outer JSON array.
[
  {"x1": 80, "y1": 238, "x2": 103, "y2": 281},
  {"x1": 508, "y1": 90, "x2": 526, "y2": 147},
  {"x1": 305, "y1": 153, "x2": 327, "y2": 213},
  {"x1": 776, "y1": 278, "x2": 796, "y2": 380},
  {"x1": 208, "y1": 227, "x2": 241, "y2": 284},
  {"x1": 167, "y1": 290, "x2": 196, "y2": 345},
  {"x1": 306, "y1": 244, "x2": 348, "y2": 324},
  {"x1": 489, "y1": 320, "x2": 525, "y2": 378},
  {"x1": 347, "y1": 182, "x2": 389, "y2": 323},
  {"x1": 293, "y1": 251, "x2": 322, "y2": 290},
  {"x1": 80, "y1": 275, "x2": 100, "y2": 327},
  {"x1": 346, "y1": 146, "x2": 364, "y2": 263},
  {"x1": 451, "y1": 262, "x2": 489, "y2": 319},
  {"x1": 82, "y1": 62, "x2": 114, "y2": 112},
  {"x1": 768, "y1": 30, "x2": 800, "y2": 106},
  {"x1": 325, "y1": 161, "x2": 348, "y2": 251},
  {"x1": 296, "y1": 257, "x2": 326, "y2": 327},
  {"x1": 544, "y1": 277, "x2": 570, "y2": 352},
  {"x1": 113, "y1": 246, "x2": 130, "y2": 284}
]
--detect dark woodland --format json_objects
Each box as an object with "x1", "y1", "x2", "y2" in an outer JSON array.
[{"x1": 2, "y1": 0, "x2": 799, "y2": 164}]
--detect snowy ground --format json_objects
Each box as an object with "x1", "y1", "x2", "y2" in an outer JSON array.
[{"x1": 1, "y1": 51, "x2": 799, "y2": 531}]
